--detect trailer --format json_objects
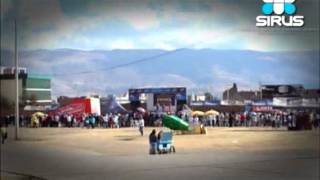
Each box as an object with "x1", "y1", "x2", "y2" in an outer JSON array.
[{"x1": 50, "y1": 97, "x2": 101, "y2": 117}]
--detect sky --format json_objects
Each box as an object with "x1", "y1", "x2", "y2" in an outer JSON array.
[
  {"x1": 1, "y1": 0, "x2": 319, "y2": 51},
  {"x1": 0, "y1": 0, "x2": 319, "y2": 97}
]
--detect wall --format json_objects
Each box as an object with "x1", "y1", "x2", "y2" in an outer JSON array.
[{"x1": 0, "y1": 79, "x2": 23, "y2": 104}]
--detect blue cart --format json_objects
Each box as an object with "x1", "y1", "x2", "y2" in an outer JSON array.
[{"x1": 158, "y1": 132, "x2": 176, "y2": 154}]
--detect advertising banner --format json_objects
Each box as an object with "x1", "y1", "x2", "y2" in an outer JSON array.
[
  {"x1": 273, "y1": 97, "x2": 302, "y2": 107},
  {"x1": 129, "y1": 87, "x2": 186, "y2": 101},
  {"x1": 252, "y1": 106, "x2": 273, "y2": 112},
  {"x1": 54, "y1": 103, "x2": 86, "y2": 116}
]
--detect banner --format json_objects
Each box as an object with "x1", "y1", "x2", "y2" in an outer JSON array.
[
  {"x1": 54, "y1": 103, "x2": 86, "y2": 117},
  {"x1": 129, "y1": 87, "x2": 186, "y2": 101},
  {"x1": 252, "y1": 106, "x2": 273, "y2": 112},
  {"x1": 273, "y1": 97, "x2": 302, "y2": 107}
]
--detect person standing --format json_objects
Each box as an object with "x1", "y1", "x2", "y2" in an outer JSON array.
[
  {"x1": 67, "y1": 114, "x2": 72, "y2": 128},
  {"x1": 215, "y1": 115, "x2": 220, "y2": 127},
  {"x1": 228, "y1": 113, "x2": 234, "y2": 127},
  {"x1": 114, "y1": 114, "x2": 119, "y2": 128},
  {"x1": 240, "y1": 113, "x2": 245, "y2": 127},
  {"x1": 109, "y1": 113, "x2": 114, "y2": 128},
  {"x1": 1, "y1": 117, "x2": 8, "y2": 144},
  {"x1": 130, "y1": 116, "x2": 134, "y2": 127},
  {"x1": 209, "y1": 115, "x2": 214, "y2": 127},
  {"x1": 90, "y1": 115, "x2": 96, "y2": 129},
  {"x1": 138, "y1": 116, "x2": 145, "y2": 136},
  {"x1": 157, "y1": 130, "x2": 163, "y2": 152},
  {"x1": 85, "y1": 115, "x2": 90, "y2": 128},
  {"x1": 103, "y1": 113, "x2": 109, "y2": 128},
  {"x1": 194, "y1": 116, "x2": 199, "y2": 125},
  {"x1": 81, "y1": 113, "x2": 86, "y2": 128},
  {"x1": 54, "y1": 114, "x2": 59, "y2": 127},
  {"x1": 149, "y1": 129, "x2": 157, "y2": 154}
]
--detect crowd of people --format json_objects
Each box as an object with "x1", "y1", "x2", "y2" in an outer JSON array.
[
  {"x1": 1, "y1": 109, "x2": 319, "y2": 145},
  {"x1": 0, "y1": 112, "x2": 144, "y2": 128},
  {"x1": 181, "y1": 111, "x2": 320, "y2": 130},
  {"x1": 1, "y1": 110, "x2": 320, "y2": 130}
]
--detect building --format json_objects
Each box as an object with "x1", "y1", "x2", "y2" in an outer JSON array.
[
  {"x1": 0, "y1": 66, "x2": 52, "y2": 105},
  {"x1": 259, "y1": 84, "x2": 319, "y2": 108},
  {"x1": 190, "y1": 94, "x2": 206, "y2": 102},
  {"x1": 272, "y1": 88, "x2": 320, "y2": 108},
  {"x1": 260, "y1": 84, "x2": 304, "y2": 99},
  {"x1": 128, "y1": 87, "x2": 187, "y2": 113},
  {"x1": 115, "y1": 92, "x2": 146, "y2": 104},
  {"x1": 222, "y1": 83, "x2": 260, "y2": 105},
  {"x1": 301, "y1": 89, "x2": 320, "y2": 107}
]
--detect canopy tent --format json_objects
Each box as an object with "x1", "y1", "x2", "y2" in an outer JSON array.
[
  {"x1": 32, "y1": 112, "x2": 46, "y2": 117},
  {"x1": 137, "y1": 107, "x2": 146, "y2": 113},
  {"x1": 205, "y1": 110, "x2": 220, "y2": 116},
  {"x1": 162, "y1": 115, "x2": 189, "y2": 131},
  {"x1": 192, "y1": 111, "x2": 205, "y2": 116},
  {"x1": 100, "y1": 96, "x2": 127, "y2": 115}
]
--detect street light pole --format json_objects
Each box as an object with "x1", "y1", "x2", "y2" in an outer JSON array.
[{"x1": 14, "y1": 19, "x2": 20, "y2": 140}]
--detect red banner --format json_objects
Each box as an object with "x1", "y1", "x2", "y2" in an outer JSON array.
[
  {"x1": 50, "y1": 98, "x2": 91, "y2": 117},
  {"x1": 252, "y1": 106, "x2": 273, "y2": 112},
  {"x1": 54, "y1": 103, "x2": 85, "y2": 116}
]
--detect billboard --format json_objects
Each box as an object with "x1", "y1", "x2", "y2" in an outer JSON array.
[{"x1": 129, "y1": 87, "x2": 186, "y2": 101}]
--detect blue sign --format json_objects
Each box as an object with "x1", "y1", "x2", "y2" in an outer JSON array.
[{"x1": 129, "y1": 87, "x2": 187, "y2": 101}]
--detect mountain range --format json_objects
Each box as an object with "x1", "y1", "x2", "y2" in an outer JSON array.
[{"x1": 1, "y1": 48, "x2": 319, "y2": 98}]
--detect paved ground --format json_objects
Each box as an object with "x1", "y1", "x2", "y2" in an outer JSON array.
[{"x1": 1, "y1": 127, "x2": 319, "y2": 180}]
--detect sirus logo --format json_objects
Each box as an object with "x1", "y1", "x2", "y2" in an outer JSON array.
[{"x1": 256, "y1": 0, "x2": 304, "y2": 27}]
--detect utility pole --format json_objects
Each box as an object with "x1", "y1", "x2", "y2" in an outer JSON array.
[{"x1": 14, "y1": 19, "x2": 20, "y2": 140}]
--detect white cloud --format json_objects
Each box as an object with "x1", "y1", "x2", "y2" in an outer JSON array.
[
  {"x1": 118, "y1": 7, "x2": 159, "y2": 30},
  {"x1": 5, "y1": 0, "x2": 316, "y2": 51},
  {"x1": 86, "y1": 1, "x2": 160, "y2": 31}
]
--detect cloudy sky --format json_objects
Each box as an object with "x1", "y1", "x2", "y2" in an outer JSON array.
[
  {"x1": 1, "y1": 0, "x2": 319, "y2": 51},
  {"x1": 1, "y1": 0, "x2": 319, "y2": 97}
]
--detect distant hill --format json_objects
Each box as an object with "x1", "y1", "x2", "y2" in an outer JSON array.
[{"x1": 1, "y1": 48, "x2": 319, "y2": 97}]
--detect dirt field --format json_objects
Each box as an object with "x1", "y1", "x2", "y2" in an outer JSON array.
[
  {"x1": 8, "y1": 127, "x2": 319, "y2": 154},
  {"x1": 1, "y1": 127, "x2": 319, "y2": 180}
]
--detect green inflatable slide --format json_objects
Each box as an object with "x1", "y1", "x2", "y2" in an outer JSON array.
[{"x1": 162, "y1": 115, "x2": 189, "y2": 131}]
